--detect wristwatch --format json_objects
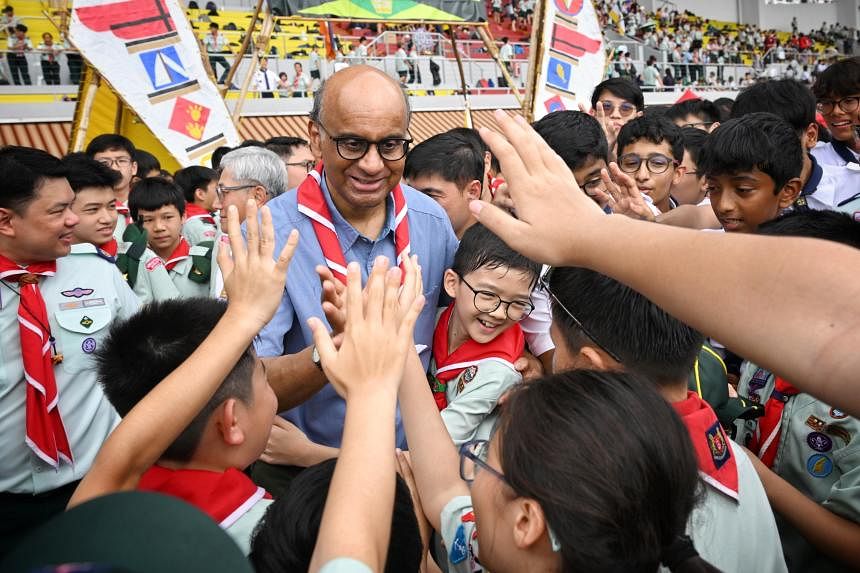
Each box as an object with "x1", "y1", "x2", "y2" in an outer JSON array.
[{"x1": 311, "y1": 345, "x2": 323, "y2": 371}]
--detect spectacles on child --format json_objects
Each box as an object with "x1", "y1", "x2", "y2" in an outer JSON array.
[
  {"x1": 458, "y1": 274, "x2": 535, "y2": 321},
  {"x1": 459, "y1": 439, "x2": 507, "y2": 485},
  {"x1": 600, "y1": 101, "x2": 638, "y2": 116},
  {"x1": 617, "y1": 153, "x2": 678, "y2": 175},
  {"x1": 817, "y1": 95, "x2": 860, "y2": 115}
]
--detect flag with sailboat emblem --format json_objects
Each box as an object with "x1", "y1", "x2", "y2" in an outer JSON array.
[
  {"x1": 530, "y1": 0, "x2": 606, "y2": 121},
  {"x1": 69, "y1": 0, "x2": 240, "y2": 165}
]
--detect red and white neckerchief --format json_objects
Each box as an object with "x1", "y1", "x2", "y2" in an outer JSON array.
[
  {"x1": 748, "y1": 377, "x2": 800, "y2": 469},
  {"x1": 297, "y1": 163, "x2": 410, "y2": 284},
  {"x1": 674, "y1": 391, "x2": 739, "y2": 501},
  {"x1": 115, "y1": 201, "x2": 133, "y2": 225},
  {"x1": 100, "y1": 238, "x2": 118, "y2": 259},
  {"x1": 139, "y1": 465, "x2": 271, "y2": 528},
  {"x1": 0, "y1": 254, "x2": 73, "y2": 467},
  {"x1": 185, "y1": 203, "x2": 217, "y2": 226},
  {"x1": 164, "y1": 238, "x2": 191, "y2": 271},
  {"x1": 430, "y1": 304, "x2": 524, "y2": 410}
]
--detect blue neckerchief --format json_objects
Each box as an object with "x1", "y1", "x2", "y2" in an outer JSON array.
[
  {"x1": 800, "y1": 153, "x2": 823, "y2": 197},
  {"x1": 831, "y1": 139, "x2": 859, "y2": 166}
]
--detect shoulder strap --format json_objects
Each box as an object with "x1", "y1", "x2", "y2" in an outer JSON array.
[
  {"x1": 188, "y1": 240, "x2": 214, "y2": 284},
  {"x1": 116, "y1": 224, "x2": 149, "y2": 288}
]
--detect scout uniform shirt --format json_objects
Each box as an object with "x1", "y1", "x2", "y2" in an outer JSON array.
[
  {"x1": 162, "y1": 238, "x2": 212, "y2": 299},
  {"x1": 736, "y1": 363, "x2": 860, "y2": 572},
  {"x1": 0, "y1": 246, "x2": 140, "y2": 494},
  {"x1": 674, "y1": 392, "x2": 788, "y2": 573},
  {"x1": 182, "y1": 203, "x2": 219, "y2": 247},
  {"x1": 429, "y1": 304, "x2": 523, "y2": 446},
  {"x1": 138, "y1": 465, "x2": 273, "y2": 555}
]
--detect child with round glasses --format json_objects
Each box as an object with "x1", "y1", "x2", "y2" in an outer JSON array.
[{"x1": 428, "y1": 223, "x2": 540, "y2": 446}]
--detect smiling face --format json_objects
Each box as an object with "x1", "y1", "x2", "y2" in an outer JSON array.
[
  {"x1": 309, "y1": 68, "x2": 409, "y2": 220},
  {"x1": 70, "y1": 186, "x2": 117, "y2": 246},
  {"x1": 0, "y1": 177, "x2": 79, "y2": 262},
  {"x1": 819, "y1": 94, "x2": 860, "y2": 143},
  {"x1": 139, "y1": 204, "x2": 185, "y2": 259},
  {"x1": 706, "y1": 169, "x2": 799, "y2": 233},
  {"x1": 595, "y1": 90, "x2": 643, "y2": 132},
  {"x1": 443, "y1": 264, "x2": 534, "y2": 351}
]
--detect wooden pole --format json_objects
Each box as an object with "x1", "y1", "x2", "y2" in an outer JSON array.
[
  {"x1": 70, "y1": 67, "x2": 100, "y2": 152},
  {"x1": 222, "y1": 0, "x2": 265, "y2": 94},
  {"x1": 448, "y1": 25, "x2": 472, "y2": 127},
  {"x1": 475, "y1": 24, "x2": 523, "y2": 106},
  {"x1": 522, "y1": 0, "x2": 546, "y2": 121},
  {"x1": 231, "y1": 7, "x2": 276, "y2": 125}
]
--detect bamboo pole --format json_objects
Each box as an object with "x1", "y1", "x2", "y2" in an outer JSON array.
[
  {"x1": 70, "y1": 67, "x2": 100, "y2": 153},
  {"x1": 447, "y1": 25, "x2": 473, "y2": 128},
  {"x1": 522, "y1": 0, "x2": 546, "y2": 121},
  {"x1": 221, "y1": 0, "x2": 265, "y2": 94},
  {"x1": 231, "y1": 8, "x2": 276, "y2": 125},
  {"x1": 475, "y1": 24, "x2": 523, "y2": 106}
]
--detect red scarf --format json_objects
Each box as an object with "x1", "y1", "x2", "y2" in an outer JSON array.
[
  {"x1": 430, "y1": 304, "x2": 524, "y2": 410},
  {"x1": 139, "y1": 465, "x2": 271, "y2": 528},
  {"x1": 0, "y1": 254, "x2": 73, "y2": 467},
  {"x1": 297, "y1": 163, "x2": 410, "y2": 284},
  {"x1": 748, "y1": 377, "x2": 799, "y2": 468},
  {"x1": 673, "y1": 391, "x2": 739, "y2": 501},
  {"x1": 164, "y1": 238, "x2": 190, "y2": 271},
  {"x1": 116, "y1": 200, "x2": 133, "y2": 225},
  {"x1": 100, "y1": 238, "x2": 118, "y2": 258},
  {"x1": 185, "y1": 203, "x2": 217, "y2": 225}
]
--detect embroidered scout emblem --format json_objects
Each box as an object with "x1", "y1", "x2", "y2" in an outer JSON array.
[
  {"x1": 81, "y1": 337, "x2": 97, "y2": 354},
  {"x1": 825, "y1": 424, "x2": 852, "y2": 446},
  {"x1": 805, "y1": 415, "x2": 826, "y2": 433},
  {"x1": 806, "y1": 432, "x2": 832, "y2": 453},
  {"x1": 747, "y1": 368, "x2": 769, "y2": 402},
  {"x1": 806, "y1": 454, "x2": 833, "y2": 478},
  {"x1": 705, "y1": 420, "x2": 730, "y2": 469},
  {"x1": 61, "y1": 287, "x2": 94, "y2": 298},
  {"x1": 450, "y1": 524, "x2": 469, "y2": 564},
  {"x1": 457, "y1": 365, "x2": 479, "y2": 395},
  {"x1": 830, "y1": 408, "x2": 847, "y2": 420},
  {"x1": 80, "y1": 315, "x2": 93, "y2": 328}
]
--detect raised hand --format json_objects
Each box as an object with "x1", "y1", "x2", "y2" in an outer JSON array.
[
  {"x1": 217, "y1": 200, "x2": 299, "y2": 330},
  {"x1": 470, "y1": 110, "x2": 605, "y2": 266},
  {"x1": 308, "y1": 257, "x2": 425, "y2": 400},
  {"x1": 603, "y1": 163, "x2": 656, "y2": 222},
  {"x1": 317, "y1": 264, "x2": 347, "y2": 335}
]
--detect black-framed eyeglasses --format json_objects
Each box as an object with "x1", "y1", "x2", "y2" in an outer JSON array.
[
  {"x1": 216, "y1": 182, "x2": 259, "y2": 201},
  {"x1": 600, "y1": 101, "x2": 638, "y2": 116},
  {"x1": 539, "y1": 271, "x2": 624, "y2": 363},
  {"x1": 817, "y1": 95, "x2": 860, "y2": 115},
  {"x1": 618, "y1": 153, "x2": 677, "y2": 175},
  {"x1": 581, "y1": 175, "x2": 606, "y2": 197},
  {"x1": 96, "y1": 157, "x2": 133, "y2": 168},
  {"x1": 285, "y1": 160, "x2": 315, "y2": 173},
  {"x1": 458, "y1": 274, "x2": 534, "y2": 321},
  {"x1": 681, "y1": 121, "x2": 715, "y2": 130},
  {"x1": 459, "y1": 439, "x2": 508, "y2": 486},
  {"x1": 316, "y1": 121, "x2": 412, "y2": 162}
]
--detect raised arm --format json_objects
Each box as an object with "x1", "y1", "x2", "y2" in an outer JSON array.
[
  {"x1": 471, "y1": 110, "x2": 860, "y2": 417},
  {"x1": 68, "y1": 202, "x2": 298, "y2": 508}
]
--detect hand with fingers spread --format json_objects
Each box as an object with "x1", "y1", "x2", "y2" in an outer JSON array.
[
  {"x1": 468, "y1": 110, "x2": 605, "y2": 266},
  {"x1": 603, "y1": 163, "x2": 656, "y2": 222},
  {"x1": 317, "y1": 265, "x2": 347, "y2": 336},
  {"x1": 584, "y1": 100, "x2": 620, "y2": 154},
  {"x1": 308, "y1": 257, "x2": 425, "y2": 399},
  {"x1": 217, "y1": 201, "x2": 300, "y2": 330}
]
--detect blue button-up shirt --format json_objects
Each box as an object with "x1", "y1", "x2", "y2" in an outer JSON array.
[{"x1": 256, "y1": 173, "x2": 458, "y2": 447}]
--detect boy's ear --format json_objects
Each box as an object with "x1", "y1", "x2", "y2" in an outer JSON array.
[
  {"x1": 466, "y1": 179, "x2": 483, "y2": 201},
  {"x1": 216, "y1": 398, "x2": 246, "y2": 447},
  {"x1": 707, "y1": 121, "x2": 720, "y2": 133},
  {"x1": 512, "y1": 498, "x2": 550, "y2": 551},
  {"x1": 671, "y1": 163, "x2": 686, "y2": 187},
  {"x1": 443, "y1": 268, "x2": 459, "y2": 299},
  {"x1": 578, "y1": 345, "x2": 613, "y2": 371},
  {"x1": 777, "y1": 177, "x2": 803, "y2": 209},
  {"x1": 194, "y1": 187, "x2": 207, "y2": 204},
  {"x1": 0, "y1": 208, "x2": 16, "y2": 238},
  {"x1": 802, "y1": 122, "x2": 819, "y2": 150}
]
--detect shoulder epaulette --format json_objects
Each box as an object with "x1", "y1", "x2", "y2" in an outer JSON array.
[{"x1": 188, "y1": 240, "x2": 214, "y2": 284}]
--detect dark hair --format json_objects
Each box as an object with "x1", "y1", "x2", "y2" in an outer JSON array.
[
  {"x1": 497, "y1": 370, "x2": 716, "y2": 573},
  {"x1": 128, "y1": 177, "x2": 186, "y2": 219},
  {"x1": 731, "y1": 79, "x2": 816, "y2": 135},
  {"x1": 664, "y1": 99, "x2": 721, "y2": 126},
  {"x1": 209, "y1": 21, "x2": 219, "y2": 29},
  {"x1": 238, "y1": 140, "x2": 266, "y2": 149},
  {"x1": 698, "y1": 112, "x2": 802, "y2": 194},
  {"x1": 712, "y1": 97, "x2": 734, "y2": 122},
  {"x1": 452, "y1": 224, "x2": 541, "y2": 288},
  {"x1": 174, "y1": 165, "x2": 219, "y2": 203},
  {"x1": 134, "y1": 149, "x2": 161, "y2": 178},
  {"x1": 212, "y1": 146, "x2": 232, "y2": 169},
  {"x1": 548, "y1": 266, "x2": 703, "y2": 386},
  {"x1": 812, "y1": 56, "x2": 860, "y2": 99},
  {"x1": 617, "y1": 115, "x2": 684, "y2": 162},
  {"x1": 61, "y1": 154, "x2": 121, "y2": 192},
  {"x1": 85, "y1": 134, "x2": 136, "y2": 158},
  {"x1": 532, "y1": 111, "x2": 610, "y2": 171},
  {"x1": 96, "y1": 299, "x2": 254, "y2": 463},
  {"x1": 757, "y1": 209, "x2": 860, "y2": 248},
  {"x1": 591, "y1": 78, "x2": 645, "y2": 112},
  {"x1": 264, "y1": 136, "x2": 309, "y2": 160},
  {"x1": 680, "y1": 127, "x2": 708, "y2": 169},
  {"x1": 0, "y1": 146, "x2": 68, "y2": 213},
  {"x1": 250, "y1": 459, "x2": 422, "y2": 573},
  {"x1": 404, "y1": 129, "x2": 484, "y2": 189},
  {"x1": 14, "y1": 23, "x2": 26, "y2": 33}
]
